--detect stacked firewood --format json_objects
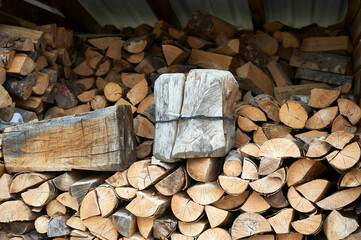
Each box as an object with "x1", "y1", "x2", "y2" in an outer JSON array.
[
  {"x1": 0, "y1": 23, "x2": 74, "y2": 123},
  {"x1": 0, "y1": 10, "x2": 360, "y2": 240}
]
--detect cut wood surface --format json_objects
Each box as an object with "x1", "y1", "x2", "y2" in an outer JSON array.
[
  {"x1": 2, "y1": 105, "x2": 135, "y2": 172},
  {"x1": 300, "y1": 36, "x2": 352, "y2": 52}
]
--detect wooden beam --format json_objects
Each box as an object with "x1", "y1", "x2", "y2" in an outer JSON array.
[
  {"x1": 50, "y1": 0, "x2": 102, "y2": 33},
  {"x1": 146, "y1": 0, "x2": 182, "y2": 29},
  {"x1": 248, "y1": 0, "x2": 266, "y2": 31},
  {"x1": 0, "y1": 0, "x2": 72, "y2": 28}
]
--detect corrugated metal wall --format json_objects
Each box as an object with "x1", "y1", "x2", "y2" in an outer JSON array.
[{"x1": 78, "y1": 0, "x2": 348, "y2": 30}]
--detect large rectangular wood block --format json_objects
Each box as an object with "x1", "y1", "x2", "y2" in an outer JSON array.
[
  {"x1": 2, "y1": 105, "x2": 135, "y2": 172},
  {"x1": 154, "y1": 69, "x2": 238, "y2": 162}
]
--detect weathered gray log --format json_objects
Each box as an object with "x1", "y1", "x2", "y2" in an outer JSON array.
[
  {"x1": 111, "y1": 208, "x2": 137, "y2": 237},
  {"x1": 153, "y1": 214, "x2": 178, "y2": 239},
  {"x1": 290, "y1": 49, "x2": 351, "y2": 74},
  {"x1": 295, "y1": 68, "x2": 353, "y2": 86},
  {"x1": 2, "y1": 105, "x2": 135, "y2": 172},
  {"x1": 3, "y1": 72, "x2": 37, "y2": 100},
  {"x1": 154, "y1": 69, "x2": 238, "y2": 162},
  {"x1": 70, "y1": 173, "x2": 110, "y2": 203},
  {"x1": 47, "y1": 215, "x2": 70, "y2": 238}
]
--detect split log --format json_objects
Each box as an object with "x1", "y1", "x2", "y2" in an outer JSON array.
[
  {"x1": 91, "y1": 95, "x2": 108, "y2": 110},
  {"x1": 188, "y1": 49, "x2": 237, "y2": 71},
  {"x1": 126, "y1": 79, "x2": 148, "y2": 105},
  {"x1": 53, "y1": 171, "x2": 87, "y2": 192},
  {"x1": 186, "y1": 157, "x2": 221, "y2": 182},
  {"x1": 290, "y1": 49, "x2": 351, "y2": 74},
  {"x1": 106, "y1": 39, "x2": 124, "y2": 60},
  {"x1": 296, "y1": 179, "x2": 331, "y2": 202},
  {"x1": 326, "y1": 142, "x2": 360, "y2": 171},
  {"x1": 267, "y1": 61, "x2": 292, "y2": 87},
  {"x1": 274, "y1": 83, "x2": 330, "y2": 102},
  {"x1": 338, "y1": 98, "x2": 361, "y2": 125},
  {"x1": 155, "y1": 166, "x2": 187, "y2": 196},
  {"x1": 240, "y1": 191, "x2": 270, "y2": 213},
  {"x1": 295, "y1": 68, "x2": 353, "y2": 86},
  {"x1": 218, "y1": 175, "x2": 248, "y2": 195},
  {"x1": 137, "y1": 162, "x2": 176, "y2": 190},
  {"x1": 258, "y1": 157, "x2": 282, "y2": 176},
  {"x1": 162, "y1": 45, "x2": 189, "y2": 66},
  {"x1": 0, "y1": 86, "x2": 12, "y2": 108},
  {"x1": 154, "y1": 69, "x2": 238, "y2": 162},
  {"x1": 83, "y1": 216, "x2": 118, "y2": 240},
  {"x1": 291, "y1": 214, "x2": 323, "y2": 235},
  {"x1": 73, "y1": 61, "x2": 94, "y2": 77},
  {"x1": 279, "y1": 101, "x2": 310, "y2": 129},
  {"x1": 237, "y1": 62, "x2": 275, "y2": 96},
  {"x1": 153, "y1": 214, "x2": 178, "y2": 239},
  {"x1": 223, "y1": 150, "x2": 243, "y2": 177},
  {"x1": 187, "y1": 36, "x2": 213, "y2": 49},
  {"x1": 171, "y1": 192, "x2": 204, "y2": 222},
  {"x1": 47, "y1": 215, "x2": 70, "y2": 238},
  {"x1": 106, "y1": 170, "x2": 129, "y2": 187},
  {"x1": 215, "y1": 39, "x2": 240, "y2": 56},
  {"x1": 0, "y1": 200, "x2": 38, "y2": 223},
  {"x1": 197, "y1": 227, "x2": 231, "y2": 240},
  {"x1": 70, "y1": 173, "x2": 109, "y2": 203},
  {"x1": 282, "y1": 32, "x2": 300, "y2": 48},
  {"x1": 213, "y1": 190, "x2": 249, "y2": 210},
  {"x1": 127, "y1": 159, "x2": 151, "y2": 189},
  {"x1": 308, "y1": 88, "x2": 340, "y2": 109},
  {"x1": 0, "y1": 173, "x2": 12, "y2": 201},
  {"x1": 241, "y1": 157, "x2": 259, "y2": 180},
  {"x1": 137, "y1": 216, "x2": 154, "y2": 239},
  {"x1": 136, "y1": 140, "x2": 153, "y2": 159},
  {"x1": 21, "y1": 181, "x2": 57, "y2": 207},
  {"x1": 46, "y1": 199, "x2": 66, "y2": 217},
  {"x1": 115, "y1": 186, "x2": 137, "y2": 200},
  {"x1": 259, "y1": 138, "x2": 302, "y2": 158},
  {"x1": 305, "y1": 106, "x2": 339, "y2": 129},
  {"x1": 316, "y1": 186, "x2": 361, "y2": 210},
  {"x1": 7, "y1": 53, "x2": 35, "y2": 76},
  {"x1": 4, "y1": 73, "x2": 37, "y2": 100},
  {"x1": 187, "y1": 181, "x2": 224, "y2": 205},
  {"x1": 204, "y1": 205, "x2": 232, "y2": 228},
  {"x1": 80, "y1": 191, "x2": 100, "y2": 219},
  {"x1": 126, "y1": 189, "x2": 170, "y2": 217},
  {"x1": 10, "y1": 172, "x2": 55, "y2": 193},
  {"x1": 231, "y1": 212, "x2": 272, "y2": 239},
  {"x1": 95, "y1": 59, "x2": 111, "y2": 76},
  {"x1": 123, "y1": 35, "x2": 150, "y2": 54},
  {"x1": 178, "y1": 219, "x2": 208, "y2": 237},
  {"x1": 332, "y1": 115, "x2": 357, "y2": 133},
  {"x1": 267, "y1": 208, "x2": 294, "y2": 234},
  {"x1": 56, "y1": 192, "x2": 78, "y2": 211},
  {"x1": 340, "y1": 169, "x2": 361, "y2": 188},
  {"x1": 300, "y1": 36, "x2": 352, "y2": 52},
  {"x1": 323, "y1": 210, "x2": 359, "y2": 240},
  {"x1": 287, "y1": 158, "x2": 327, "y2": 186},
  {"x1": 287, "y1": 186, "x2": 316, "y2": 213},
  {"x1": 34, "y1": 215, "x2": 49, "y2": 234},
  {"x1": 235, "y1": 103, "x2": 267, "y2": 122},
  {"x1": 111, "y1": 208, "x2": 137, "y2": 238},
  {"x1": 104, "y1": 82, "x2": 123, "y2": 102},
  {"x1": 325, "y1": 131, "x2": 353, "y2": 150},
  {"x1": 133, "y1": 115, "x2": 154, "y2": 139},
  {"x1": 249, "y1": 168, "x2": 287, "y2": 195},
  {"x1": 88, "y1": 37, "x2": 122, "y2": 51},
  {"x1": 76, "y1": 89, "x2": 96, "y2": 103},
  {"x1": 305, "y1": 139, "x2": 332, "y2": 158},
  {"x1": 237, "y1": 116, "x2": 258, "y2": 132},
  {"x1": 248, "y1": 32, "x2": 278, "y2": 56},
  {"x1": 66, "y1": 216, "x2": 86, "y2": 231},
  {"x1": 2, "y1": 105, "x2": 135, "y2": 172}
]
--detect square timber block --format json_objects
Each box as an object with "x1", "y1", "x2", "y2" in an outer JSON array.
[
  {"x1": 2, "y1": 105, "x2": 135, "y2": 172},
  {"x1": 154, "y1": 69, "x2": 238, "y2": 162}
]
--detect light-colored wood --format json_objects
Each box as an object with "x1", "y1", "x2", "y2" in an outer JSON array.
[
  {"x1": 106, "y1": 170, "x2": 129, "y2": 188},
  {"x1": 83, "y1": 216, "x2": 118, "y2": 240},
  {"x1": 187, "y1": 181, "x2": 224, "y2": 205},
  {"x1": 178, "y1": 219, "x2": 208, "y2": 237},
  {"x1": 324, "y1": 210, "x2": 359, "y2": 240},
  {"x1": 267, "y1": 208, "x2": 294, "y2": 234},
  {"x1": 88, "y1": 37, "x2": 122, "y2": 51},
  {"x1": 305, "y1": 139, "x2": 332, "y2": 158},
  {"x1": 291, "y1": 214, "x2": 323, "y2": 235},
  {"x1": 240, "y1": 143, "x2": 260, "y2": 158},
  {"x1": 127, "y1": 159, "x2": 151, "y2": 189},
  {"x1": 296, "y1": 179, "x2": 331, "y2": 202},
  {"x1": 123, "y1": 51, "x2": 145, "y2": 64},
  {"x1": 197, "y1": 227, "x2": 231, "y2": 240},
  {"x1": 7, "y1": 53, "x2": 35, "y2": 76},
  {"x1": 32, "y1": 72, "x2": 49, "y2": 95},
  {"x1": 153, "y1": 214, "x2": 178, "y2": 239},
  {"x1": 85, "y1": 48, "x2": 103, "y2": 69},
  {"x1": 66, "y1": 216, "x2": 87, "y2": 231},
  {"x1": 10, "y1": 172, "x2": 55, "y2": 194},
  {"x1": 0, "y1": 200, "x2": 38, "y2": 222},
  {"x1": 123, "y1": 35, "x2": 149, "y2": 54},
  {"x1": 126, "y1": 189, "x2": 170, "y2": 217},
  {"x1": 326, "y1": 142, "x2": 360, "y2": 171},
  {"x1": 241, "y1": 157, "x2": 259, "y2": 180},
  {"x1": 73, "y1": 61, "x2": 94, "y2": 77},
  {"x1": 0, "y1": 173, "x2": 12, "y2": 201},
  {"x1": 287, "y1": 186, "x2": 316, "y2": 213},
  {"x1": 338, "y1": 98, "x2": 361, "y2": 125},
  {"x1": 340, "y1": 169, "x2": 361, "y2": 188},
  {"x1": 279, "y1": 101, "x2": 310, "y2": 129},
  {"x1": 162, "y1": 45, "x2": 189, "y2": 66},
  {"x1": 155, "y1": 166, "x2": 186, "y2": 196},
  {"x1": 212, "y1": 190, "x2": 249, "y2": 210},
  {"x1": 111, "y1": 208, "x2": 137, "y2": 238},
  {"x1": 250, "y1": 167, "x2": 287, "y2": 195},
  {"x1": 137, "y1": 162, "x2": 174, "y2": 190},
  {"x1": 248, "y1": 32, "x2": 278, "y2": 56},
  {"x1": 35, "y1": 215, "x2": 49, "y2": 234},
  {"x1": 133, "y1": 115, "x2": 154, "y2": 139},
  {"x1": 237, "y1": 116, "x2": 258, "y2": 132},
  {"x1": 259, "y1": 138, "x2": 302, "y2": 158},
  {"x1": 21, "y1": 181, "x2": 57, "y2": 207},
  {"x1": 223, "y1": 150, "x2": 243, "y2": 177},
  {"x1": 265, "y1": 189, "x2": 289, "y2": 209},
  {"x1": 186, "y1": 157, "x2": 221, "y2": 182},
  {"x1": 253, "y1": 127, "x2": 268, "y2": 145},
  {"x1": 237, "y1": 62, "x2": 275, "y2": 96},
  {"x1": 136, "y1": 140, "x2": 153, "y2": 159},
  {"x1": 231, "y1": 212, "x2": 272, "y2": 239},
  {"x1": 96, "y1": 185, "x2": 119, "y2": 217},
  {"x1": 316, "y1": 186, "x2": 361, "y2": 210},
  {"x1": 234, "y1": 129, "x2": 251, "y2": 148},
  {"x1": 300, "y1": 36, "x2": 352, "y2": 52},
  {"x1": 215, "y1": 39, "x2": 240, "y2": 56},
  {"x1": 70, "y1": 173, "x2": 109, "y2": 203},
  {"x1": 53, "y1": 171, "x2": 86, "y2": 192},
  {"x1": 76, "y1": 78, "x2": 95, "y2": 90},
  {"x1": 240, "y1": 191, "x2": 270, "y2": 213},
  {"x1": 137, "y1": 216, "x2": 155, "y2": 239},
  {"x1": 137, "y1": 95, "x2": 154, "y2": 114},
  {"x1": 287, "y1": 158, "x2": 327, "y2": 187},
  {"x1": 204, "y1": 205, "x2": 232, "y2": 228},
  {"x1": 154, "y1": 70, "x2": 237, "y2": 162},
  {"x1": 274, "y1": 83, "x2": 330, "y2": 102},
  {"x1": 236, "y1": 103, "x2": 267, "y2": 122},
  {"x1": 95, "y1": 59, "x2": 111, "y2": 76},
  {"x1": 80, "y1": 190, "x2": 100, "y2": 220},
  {"x1": 258, "y1": 157, "x2": 282, "y2": 176},
  {"x1": 3, "y1": 105, "x2": 135, "y2": 172},
  {"x1": 332, "y1": 115, "x2": 357, "y2": 133},
  {"x1": 104, "y1": 82, "x2": 123, "y2": 102},
  {"x1": 127, "y1": 79, "x2": 148, "y2": 105},
  {"x1": 326, "y1": 131, "x2": 353, "y2": 149},
  {"x1": 277, "y1": 232, "x2": 303, "y2": 240},
  {"x1": 91, "y1": 95, "x2": 108, "y2": 110},
  {"x1": 0, "y1": 86, "x2": 12, "y2": 109},
  {"x1": 77, "y1": 89, "x2": 97, "y2": 103},
  {"x1": 188, "y1": 49, "x2": 237, "y2": 71},
  {"x1": 218, "y1": 175, "x2": 248, "y2": 195},
  {"x1": 171, "y1": 232, "x2": 195, "y2": 240},
  {"x1": 294, "y1": 130, "x2": 328, "y2": 143},
  {"x1": 115, "y1": 186, "x2": 137, "y2": 200},
  {"x1": 106, "y1": 39, "x2": 124, "y2": 60},
  {"x1": 46, "y1": 199, "x2": 66, "y2": 217},
  {"x1": 267, "y1": 61, "x2": 291, "y2": 87}
]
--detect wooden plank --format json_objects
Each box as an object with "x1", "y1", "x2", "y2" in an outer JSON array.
[
  {"x1": 295, "y1": 68, "x2": 353, "y2": 86},
  {"x1": 146, "y1": 0, "x2": 182, "y2": 29},
  {"x1": 154, "y1": 69, "x2": 238, "y2": 162},
  {"x1": 0, "y1": 24, "x2": 44, "y2": 50},
  {"x1": 290, "y1": 49, "x2": 351, "y2": 74},
  {"x1": 300, "y1": 36, "x2": 353, "y2": 53},
  {"x1": 248, "y1": 0, "x2": 266, "y2": 31},
  {"x1": 345, "y1": 0, "x2": 361, "y2": 28},
  {"x1": 2, "y1": 105, "x2": 135, "y2": 173},
  {"x1": 50, "y1": 0, "x2": 102, "y2": 33},
  {"x1": 274, "y1": 83, "x2": 331, "y2": 102}
]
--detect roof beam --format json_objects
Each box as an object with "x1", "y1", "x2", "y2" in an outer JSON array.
[
  {"x1": 248, "y1": 0, "x2": 266, "y2": 31},
  {"x1": 49, "y1": 0, "x2": 102, "y2": 33},
  {"x1": 146, "y1": 0, "x2": 182, "y2": 29}
]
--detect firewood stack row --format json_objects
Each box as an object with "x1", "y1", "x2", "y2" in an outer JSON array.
[
  {"x1": 0, "y1": 23, "x2": 74, "y2": 123},
  {"x1": 0, "y1": 10, "x2": 360, "y2": 240}
]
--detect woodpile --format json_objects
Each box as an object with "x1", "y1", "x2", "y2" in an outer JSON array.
[{"x1": 0, "y1": 9, "x2": 360, "y2": 240}]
